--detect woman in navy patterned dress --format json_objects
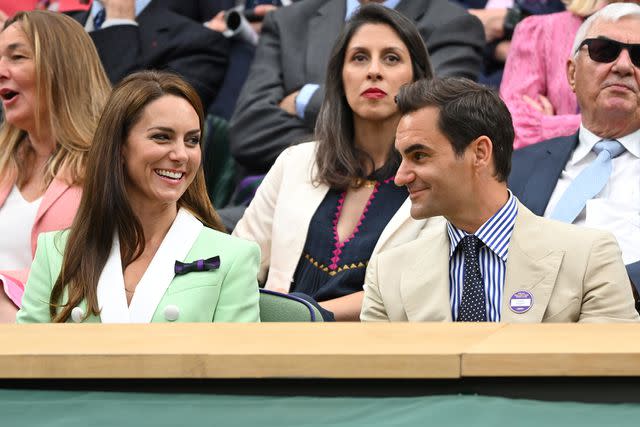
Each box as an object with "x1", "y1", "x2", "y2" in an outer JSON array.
[{"x1": 234, "y1": 4, "x2": 434, "y2": 320}]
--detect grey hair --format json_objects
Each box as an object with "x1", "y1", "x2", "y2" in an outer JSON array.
[{"x1": 572, "y1": 2, "x2": 640, "y2": 56}]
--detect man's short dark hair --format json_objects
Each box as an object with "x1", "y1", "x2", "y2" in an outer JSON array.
[{"x1": 396, "y1": 78, "x2": 514, "y2": 182}]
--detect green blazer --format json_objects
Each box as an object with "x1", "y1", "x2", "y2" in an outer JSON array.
[{"x1": 17, "y1": 209, "x2": 261, "y2": 323}]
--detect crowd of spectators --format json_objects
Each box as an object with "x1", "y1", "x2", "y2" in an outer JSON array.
[{"x1": 0, "y1": 0, "x2": 639, "y2": 323}]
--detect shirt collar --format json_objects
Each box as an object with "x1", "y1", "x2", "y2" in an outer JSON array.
[
  {"x1": 447, "y1": 191, "x2": 519, "y2": 262},
  {"x1": 573, "y1": 124, "x2": 640, "y2": 165},
  {"x1": 91, "y1": 0, "x2": 151, "y2": 19},
  {"x1": 345, "y1": 0, "x2": 402, "y2": 20}
]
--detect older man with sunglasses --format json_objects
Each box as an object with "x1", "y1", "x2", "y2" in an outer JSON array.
[{"x1": 509, "y1": 2, "x2": 640, "y2": 309}]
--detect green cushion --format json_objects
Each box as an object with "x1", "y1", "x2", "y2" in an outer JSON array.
[{"x1": 259, "y1": 289, "x2": 324, "y2": 322}]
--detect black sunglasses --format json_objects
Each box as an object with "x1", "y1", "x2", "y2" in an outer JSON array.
[{"x1": 577, "y1": 38, "x2": 640, "y2": 68}]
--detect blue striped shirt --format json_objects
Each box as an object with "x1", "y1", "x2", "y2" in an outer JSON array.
[{"x1": 447, "y1": 192, "x2": 518, "y2": 322}]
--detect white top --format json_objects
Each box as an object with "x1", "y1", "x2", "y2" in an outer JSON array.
[
  {"x1": 544, "y1": 125, "x2": 640, "y2": 264},
  {"x1": 0, "y1": 186, "x2": 42, "y2": 271}
]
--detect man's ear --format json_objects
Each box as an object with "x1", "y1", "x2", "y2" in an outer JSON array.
[
  {"x1": 471, "y1": 135, "x2": 493, "y2": 175},
  {"x1": 566, "y1": 58, "x2": 577, "y2": 93}
]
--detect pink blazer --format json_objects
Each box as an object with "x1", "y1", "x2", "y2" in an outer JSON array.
[{"x1": 0, "y1": 175, "x2": 81, "y2": 307}]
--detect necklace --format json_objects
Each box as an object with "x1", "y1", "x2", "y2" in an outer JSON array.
[{"x1": 353, "y1": 178, "x2": 377, "y2": 188}]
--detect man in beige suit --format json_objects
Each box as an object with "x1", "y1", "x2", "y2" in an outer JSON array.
[{"x1": 361, "y1": 78, "x2": 639, "y2": 323}]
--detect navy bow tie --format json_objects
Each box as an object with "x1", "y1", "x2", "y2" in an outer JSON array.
[{"x1": 174, "y1": 256, "x2": 220, "y2": 275}]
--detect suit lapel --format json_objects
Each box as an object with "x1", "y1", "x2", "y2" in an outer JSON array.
[
  {"x1": 0, "y1": 175, "x2": 14, "y2": 208},
  {"x1": 305, "y1": 0, "x2": 346, "y2": 84},
  {"x1": 519, "y1": 134, "x2": 577, "y2": 216},
  {"x1": 33, "y1": 177, "x2": 71, "y2": 229},
  {"x1": 96, "y1": 235, "x2": 130, "y2": 323},
  {"x1": 400, "y1": 222, "x2": 452, "y2": 321},
  {"x1": 0, "y1": 174, "x2": 71, "y2": 228},
  {"x1": 129, "y1": 208, "x2": 203, "y2": 323},
  {"x1": 97, "y1": 209, "x2": 203, "y2": 323},
  {"x1": 279, "y1": 164, "x2": 328, "y2": 292},
  {"x1": 66, "y1": 9, "x2": 90, "y2": 27},
  {"x1": 373, "y1": 198, "x2": 423, "y2": 254},
  {"x1": 501, "y1": 204, "x2": 564, "y2": 322}
]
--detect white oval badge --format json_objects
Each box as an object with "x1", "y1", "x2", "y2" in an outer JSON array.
[{"x1": 509, "y1": 290, "x2": 533, "y2": 314}]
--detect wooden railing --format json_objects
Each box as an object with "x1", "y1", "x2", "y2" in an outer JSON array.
[{"x1": 1, "y1": 323, "x2": 639, "y2": 379}]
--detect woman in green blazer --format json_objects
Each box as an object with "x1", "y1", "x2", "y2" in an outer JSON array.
[{"x1": 17, "y1": 71, "x2": 260, "y2": 323}]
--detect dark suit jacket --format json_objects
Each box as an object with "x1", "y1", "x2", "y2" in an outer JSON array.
[
  {"x1": 69, "y1": 1, "x2": 229, "y2": 108},
  {"x1": 153, "y1": 0, "x2": 233, "y2": 22},
  {"x1": 508, "y1": 133, "x2": 640, "y2": 293},
  {"x1": 151, "y1": 0, "x2": 253, "y2": 119},
  {"x1": 229, "y1": 0, "x2": 485, "y2": 175}
]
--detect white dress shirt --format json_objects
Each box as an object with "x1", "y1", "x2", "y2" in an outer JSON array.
[{"x1": 544, "y1": 125, "x2": 640, "y2": 264}]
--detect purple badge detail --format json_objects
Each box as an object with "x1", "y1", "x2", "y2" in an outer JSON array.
[
  {"x1": 174, "y1": 256, "x2": 220, "y2": 275},
  {"x1": 509, "y1": 290, "x2": 533, "y2": 314}
]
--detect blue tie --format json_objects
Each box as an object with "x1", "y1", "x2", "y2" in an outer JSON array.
[
  {"x1": 457, "y1": 235, "x2": 487, "y2": 322},
  {"x1": 551, "y1": 140, "x2": 625, "y2": 223},
  {"x1": 93, "y1": 8, "x2": 106, "y2": 30}
]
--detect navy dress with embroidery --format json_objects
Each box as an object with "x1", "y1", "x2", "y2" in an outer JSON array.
[{"x1": 291, "y1": 177, "x2": 408, "y2": 302}]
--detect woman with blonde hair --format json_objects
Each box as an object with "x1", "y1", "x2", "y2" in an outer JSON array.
[
  {"x1": 0, "y1": 10, "x2": 111, "y2": 321},
  {"x1": 500, "y1": 0, "x2": 638, "y2": 149},
  {"x1": 18, "y1": 71, "x2": 260, "y2": 323}
]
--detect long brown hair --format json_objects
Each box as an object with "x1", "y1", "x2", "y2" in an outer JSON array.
[
  {"x1": 314, "y1": 4, "x2": 433, "y2": 190},
  {"x1": 50, "y1": 71, "x2": 224, "y2": 322},
  {"x1": 0, "y1": 11, "x2": 111, "y2": 188}
]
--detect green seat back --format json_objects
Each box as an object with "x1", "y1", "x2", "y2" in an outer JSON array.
[
  {"x1": 259, "y1": 289, "x2": 324, "y2": 322},
  {"x1": 202, "y1": 114, "x2": 236, "y2": 209}
]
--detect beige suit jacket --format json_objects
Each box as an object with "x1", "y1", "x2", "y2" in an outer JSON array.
[
  {"x1": 233, "y1": 142, "x2": 442, "y2": 292},
  {"x1": 361, "y1": 203, "x2": 639, "y2": 323}
]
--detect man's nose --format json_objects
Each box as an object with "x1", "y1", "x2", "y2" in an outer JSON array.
[
  {"x1": 612, "y1": 48, "x2": 636, "y2": 75},
  {"x1": 394, "y1": 159, "x2": 413, "y2": 186}
]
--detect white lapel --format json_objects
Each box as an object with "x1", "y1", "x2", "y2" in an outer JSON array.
[
  {"x1": 268, "y1": 145, "x2": 328, "y2": 292},
  {"x1": 128, "y1": 208, "x2": 203, "y2": 323},
  {"x1": 275, "y1": 181, "x2": 327, "y2": 292},
  {"x1": 96, "y1": 236, "x2": 130, "y2": 323}
]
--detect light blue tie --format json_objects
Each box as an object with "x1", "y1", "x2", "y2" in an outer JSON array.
[{"x1": 551, "y1": 139, "x2": 625, "y2": 223}]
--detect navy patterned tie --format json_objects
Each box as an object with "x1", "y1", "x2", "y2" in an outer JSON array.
[
  {"x1": 457, "y1": 235, "x2": 487, "y2": 322},
  {"x1": 93, "y1": 8, "x2": 106, "y2": 30}
]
